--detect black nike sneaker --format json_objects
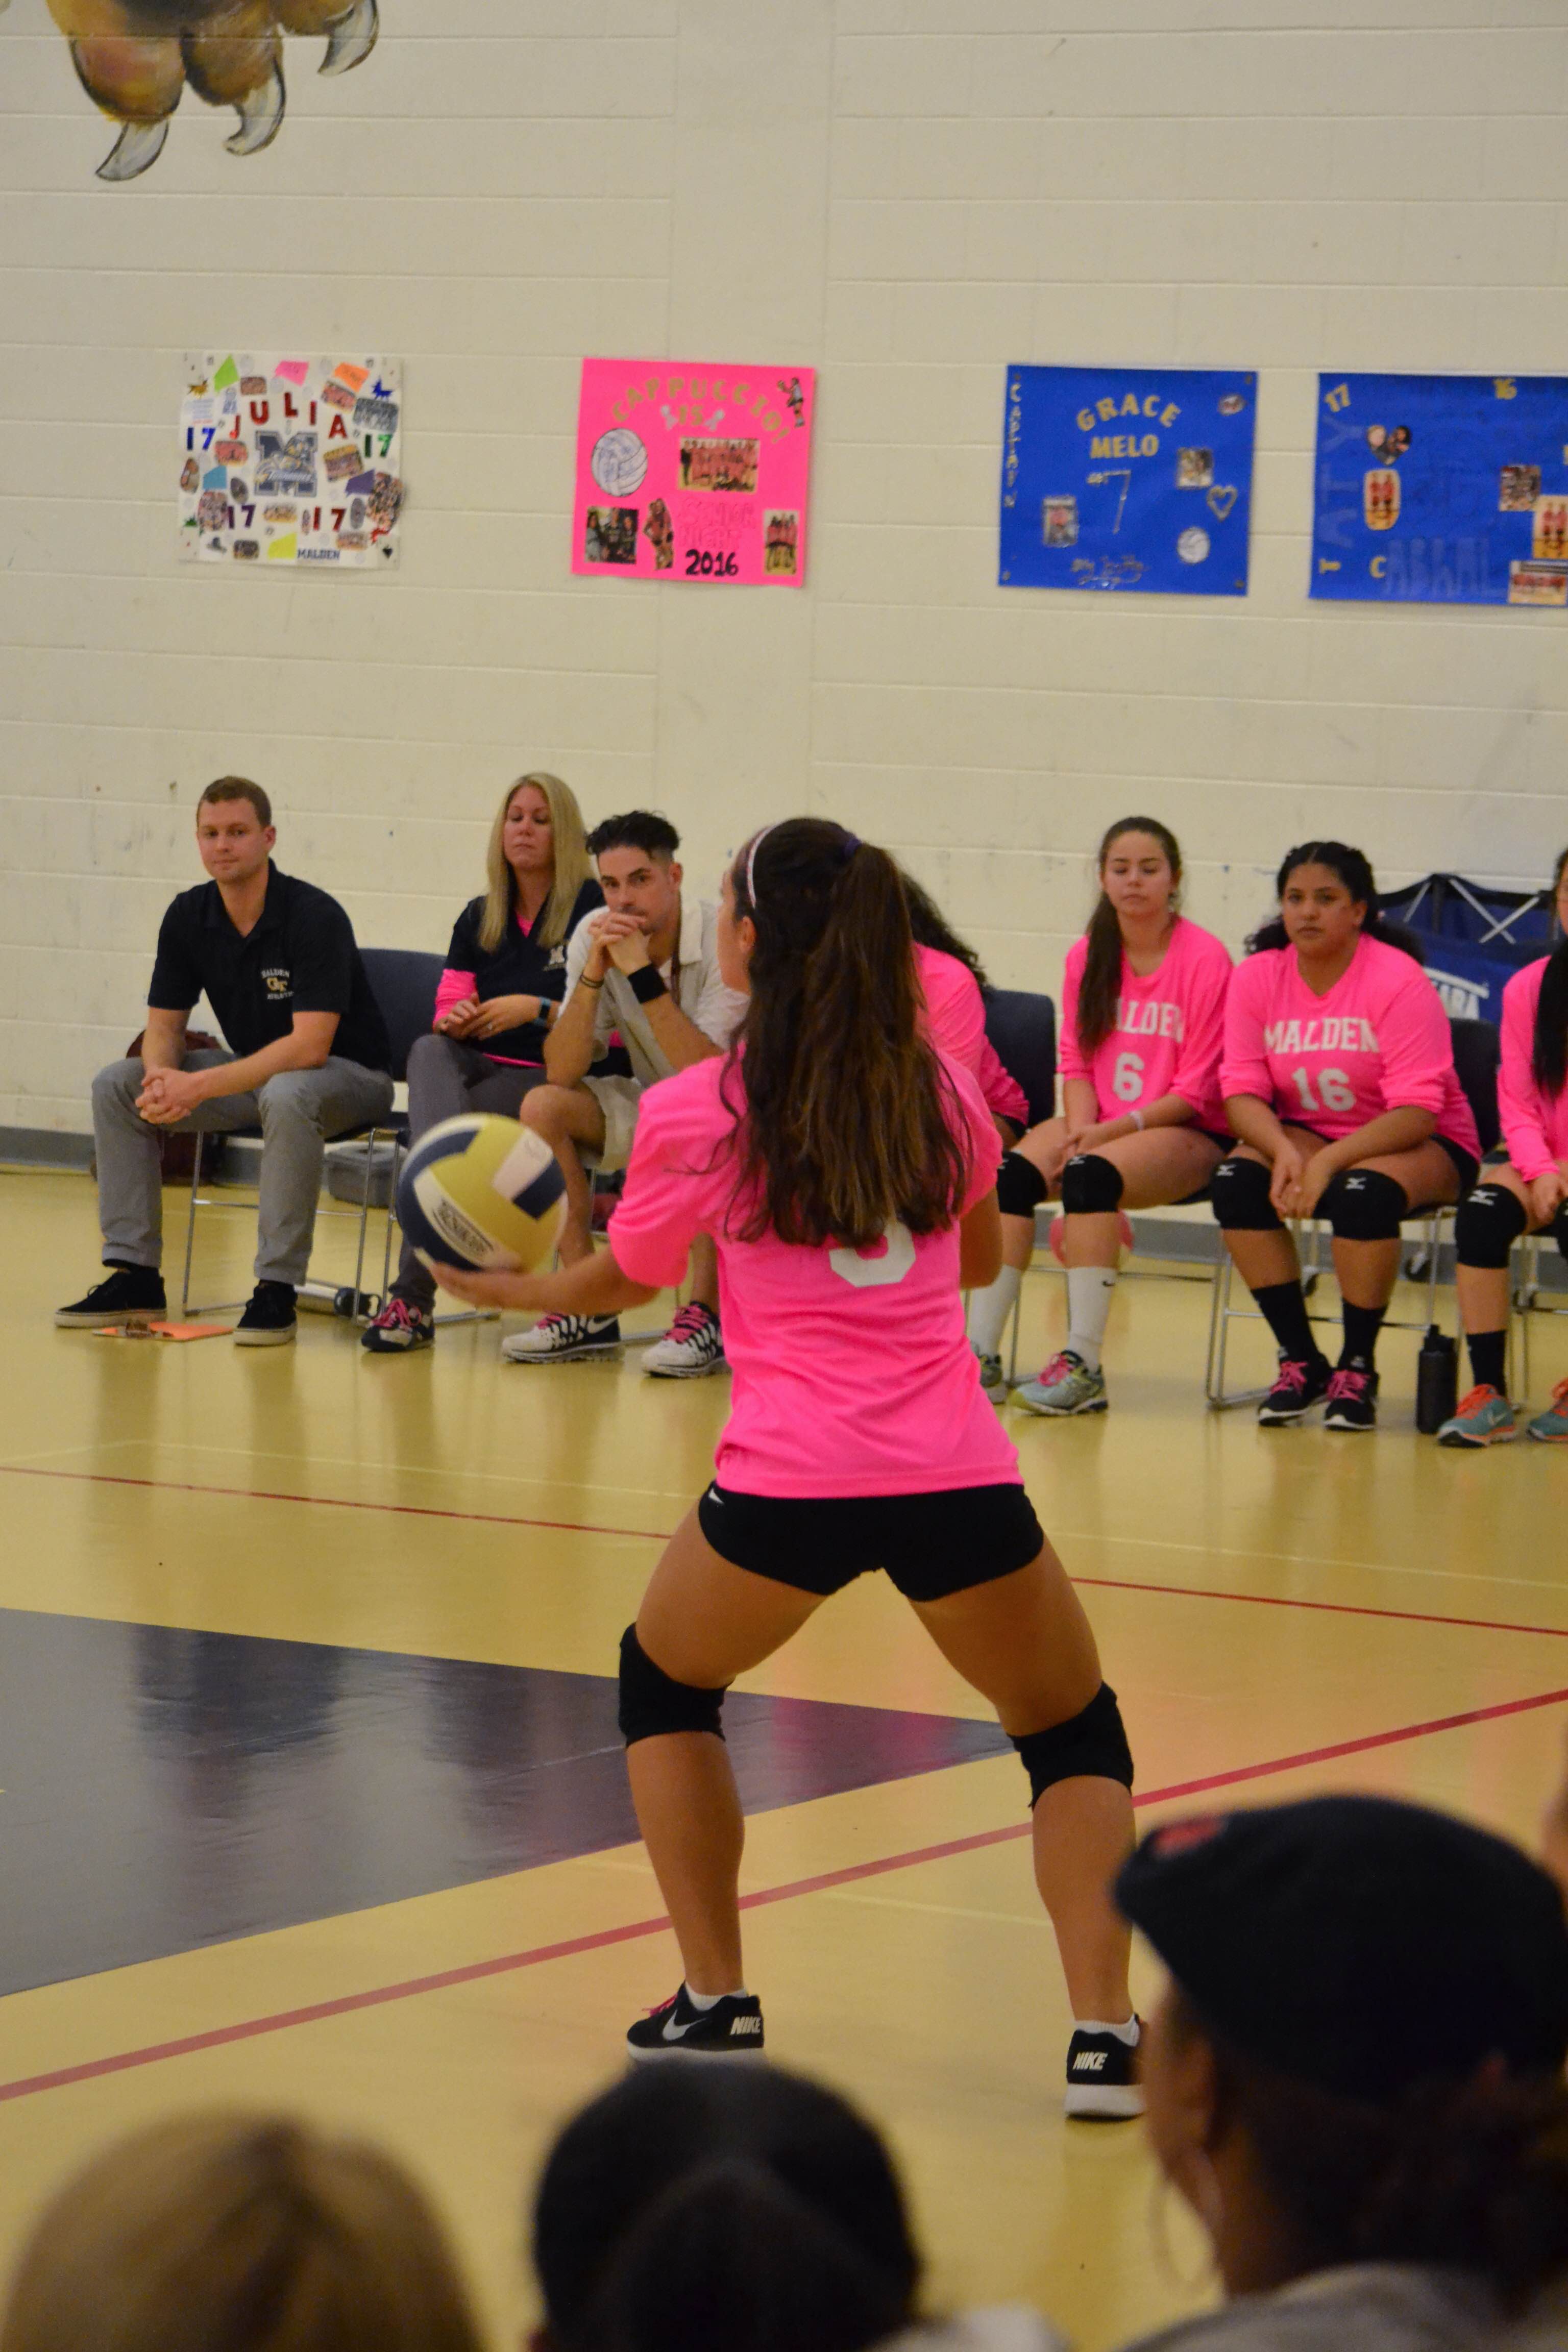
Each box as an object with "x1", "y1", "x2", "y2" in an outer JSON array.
[
  {"x1": 1256, "y1": 1354, "x2": 1332, "y2": 1426},
  {"x1": 626, "y1": 1984, "x2": 766, "y2": 2062},
  {"x1": 1064, "y1": 2021, "x2": 1143, "y2": 2120}
]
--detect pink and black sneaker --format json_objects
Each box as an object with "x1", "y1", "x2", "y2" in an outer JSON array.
[
  {"x1": 1324, "y1": 1362, "x2": 1379, "y2": 1432},
  {"x1": 1256, "y1": 1355, "x2": 1332, "y2": 1426}
]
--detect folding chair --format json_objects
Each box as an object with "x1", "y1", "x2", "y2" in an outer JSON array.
[
  {"x1": 179, "y1": 946, "x2": 447, "y2": 1322},
  {"x1": 1204, "y1": 1016, "x2": 1501, "y2": 1408}
]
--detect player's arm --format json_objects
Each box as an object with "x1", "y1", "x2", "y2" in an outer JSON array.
[
  {"x1": 429, "y1": 1245, "x2": 658, "y2": 1317},
  {"x1": 1077, "y1": 1089, "x2": 1196, "y2": 1148},
  {"x1": 1302, "y1": 1105, "x2": 1435, "y2": 1180},
  {"x1": 959, "y1": 1190, "x2": 1003, "y2": 1289},
  {"x1": 604, "y1": 928, "x2": 723, "y2": 1072}
]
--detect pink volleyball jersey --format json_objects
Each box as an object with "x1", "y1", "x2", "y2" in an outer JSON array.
[
  {"x1": 1499, "y1": 959, "x2": 1568, "y2": 1181},
  {"x1": 915, "y1": 945, "x2": 1029, "y2": 1126},
  {"x1": 1058, "y1": 917, "x2": 1233, "y2": 1133},
  {"x1": 1221, "y1": 934, "x2": 1480, "y2": 1158},
  {"x1": 608, "y1": 1050, "x2": 1020, "y2": 1499}
]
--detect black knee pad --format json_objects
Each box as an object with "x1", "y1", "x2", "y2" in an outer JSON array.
[
  {"x1": 1060, "y1": 1153, "x2": 1125, "y2": 1216},
  {"x1": 618, "y1": 1626, "x2": 726, "y2": 1747},
  {"x1": 1456, "y1": 1183, "x2": 1529, "y2": 1270},
  {"x1": 1209, "y1": 1154, "x2": 1281, "y2": 1232},
  {"x1": 1320, "y1": 1165, "x2": 1407, "y2": 1241},
  {"x1": 997, "y1": 1151, "x2": 1049, "y2": 1219},
  {"x1": 1012, "y1": 1683, "x2": 1134, "y2": 1808}
]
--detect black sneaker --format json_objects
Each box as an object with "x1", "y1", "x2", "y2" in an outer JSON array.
[
  {"x1": 1256, "y1": 1355, "x2": 1331, "y2": 1425},
  {"x1": 234, "y1": 1281, "x2": 298, "y2": 1347},
  {"x1": 55, "y1": 1267, "x2": 165, "y2": 1328},
  {"x1": 1064, "y1": 2021, "x2": 1143, "y2": 2120},
  {"x1": 626, "y1": 1985, "x2": 766, "y2": 2063},
  {"x1": 360, "y1": 1297, "x2": 433, "y2": 1354},
  {"x1": 1324, "y1": 1362, "x2": 1379, "y2": 1432}
]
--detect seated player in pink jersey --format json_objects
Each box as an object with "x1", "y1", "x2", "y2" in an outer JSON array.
[
  {"x1": 899, "y1": 870, "x2": 1029, "y2": 1140},
  {"x1": 1439, "y1": 843, "x2": 1568, "y2": 1448},
  {"x1": 430, "y1": 819, "x2": 1141, "y2": 2116},
  {"x1": 966, "y1": 819, "x2": 1233, "y2": 1415},
  {"x1": 1214, "y1": 842, "x2": 1481, "y2": 1433}
]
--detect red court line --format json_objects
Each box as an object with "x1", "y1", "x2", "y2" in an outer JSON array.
[
  {"x1": 5, "y1": 1680, "x2": 1567, "y2": 2106},
  {"x1": 7, "y1": 1460, "x2": 1568, "y2": 1647}
]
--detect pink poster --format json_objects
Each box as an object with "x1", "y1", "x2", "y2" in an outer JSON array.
[{"x1": 572, "y1": 358, "x2": 815, "y2": 586}]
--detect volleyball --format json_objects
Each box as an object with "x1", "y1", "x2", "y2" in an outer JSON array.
[{"x1": 396, "y1": 1114, "x2": 565, "y2": 1273}]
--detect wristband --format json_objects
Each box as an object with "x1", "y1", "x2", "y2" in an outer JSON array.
[
  {"x1": 579, "y1": 975, "x2": 604, "y2": 992},
  {"x1": 628, "y1": 963, "x2": 668, "y2": 1006},
  {"x1": 1130, "y1": 1109, "x2": 1145, "y2": 1132},
  {"x1": 537, "y1": 998, "x2": 554, "y2": 1029}
]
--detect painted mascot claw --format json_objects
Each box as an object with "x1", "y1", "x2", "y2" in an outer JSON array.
[{"x1": 44, "y1": 0, "x2": 380, "y2": 182}]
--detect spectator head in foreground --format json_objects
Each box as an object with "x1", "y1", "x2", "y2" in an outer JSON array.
[
  {"x1": 0, "y1": 2112, "x2": 484, "y2": 2352},
  {"x1": 1118, "y1": 1795, "x2": 1568, "y2": 2338},
  {"x1": 530, "y1": 2063, "x2": 921, "y2": 2352}
]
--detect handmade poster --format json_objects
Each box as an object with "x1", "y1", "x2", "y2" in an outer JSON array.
[
  {"x1": 999, "y1": 366, "x2": 1256, "y2": 595},
  {"x1": 1310, "y1": 372, "x2": 1568, "y2": 607},
  {"x1": 178, "y1": 354, "x2": 403, "y2": 568},
  {"x1": 572, "y1": 359, "x2": 815, "y2": 585}
]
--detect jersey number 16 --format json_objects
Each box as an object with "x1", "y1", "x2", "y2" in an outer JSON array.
[{"x1": 1289, "y1": 1066, "x2": 1356, "y2": 1116}]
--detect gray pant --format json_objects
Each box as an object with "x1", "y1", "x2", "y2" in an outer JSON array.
[
  {"x1": 391, "y1": 1034, "x2": 549, "y2": 1310},
  {"x1": 92, "y1": 1049, "x2": 395, "y2": 1287}
]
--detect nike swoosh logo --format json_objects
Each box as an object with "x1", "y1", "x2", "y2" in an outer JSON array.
[{"x1": 660, "y1": 2014, "x2": 699, "y2": 2041}]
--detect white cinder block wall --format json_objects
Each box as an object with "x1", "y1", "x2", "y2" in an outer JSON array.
[{"x1": 3, "y1": 1, "x2": 1567, "y2": 1137}]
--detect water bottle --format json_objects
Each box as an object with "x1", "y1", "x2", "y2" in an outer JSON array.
[{"x1": 1415, "y1": 1325, "x2": 1458, "y2": 1434}]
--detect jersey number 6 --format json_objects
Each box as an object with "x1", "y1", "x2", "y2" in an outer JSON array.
[
  {"x1": 1112, "y1": 1051, "x2": 1145, "y2": 1102},
  {"x1": 829, "y1": 1219, "x2": 917, "y2": 1287}
]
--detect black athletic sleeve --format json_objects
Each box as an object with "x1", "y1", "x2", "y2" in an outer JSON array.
[
  {"x1": 289, "y1": 895, "x2": 356, "y2": 1015},
  {"x1": 146, "y1": 900, "x2": 203, "y2": 1011},
  {"x1": 446, "y1": 898, "x2": 483, "y2": 970}
]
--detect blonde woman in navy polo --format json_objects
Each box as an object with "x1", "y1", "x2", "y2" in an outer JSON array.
[{"x1": 361, "y1": 771, "x2": 601, "y2": 1353}]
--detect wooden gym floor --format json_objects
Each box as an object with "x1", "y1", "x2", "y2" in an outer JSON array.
[{"x1": 1, "y1": 1163, "x2": 1565, "y2": 2349}]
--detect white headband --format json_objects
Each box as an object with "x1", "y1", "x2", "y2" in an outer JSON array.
[{"x1": 743, "y1": 823, "x2": 778, "y2": 908}]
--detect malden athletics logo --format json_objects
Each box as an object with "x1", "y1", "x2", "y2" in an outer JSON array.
[{"x1": 262, "y1": 968, "x2": 292, "y2": 998}]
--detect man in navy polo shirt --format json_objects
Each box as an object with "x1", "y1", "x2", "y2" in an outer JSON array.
[{"x1": 56, "y1": 777, "x2": 393, "y2": 1345}]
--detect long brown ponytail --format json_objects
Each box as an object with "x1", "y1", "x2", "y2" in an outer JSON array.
[
  {"x1": 1076, "y1": 817, "x2": 1183, "y2": 1058},
  {"x1": 727, "y1": 820, "x2": 969, "y2": 1248}
]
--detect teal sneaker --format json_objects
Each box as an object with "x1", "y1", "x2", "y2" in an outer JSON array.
[
  {"x1": 1013, "y1": 1349, "x2": 1108, "y2": 1417},
  {"x1": 1527, "y1": 1378, "x2": 1568, "y2": 1444},
  {"x1": 1437, "y1": 1384, "x2": 1517, "y2": 1449}
]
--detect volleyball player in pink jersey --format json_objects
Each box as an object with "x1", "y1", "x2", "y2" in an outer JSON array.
[
  {"x1": 1214, "y1": 842, "x2": 1480, "y2": 1433},
  {"x1": 899, "y1": 869, "x2": 1029, "y2": 1136},
  {"x1": 431, "y1": 820, "x2": 1140, "y2": 2114},
  {"x1": 966, "y1": 819, "x2": 1232, "y2": 1414},
  {"x1": 1439, "y1": 845, "x2": 1568, "y2": 1447}
]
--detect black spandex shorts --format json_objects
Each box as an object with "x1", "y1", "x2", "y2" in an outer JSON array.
[
  {"x1": 1246, "y1": 1123, "x2": 1480, "y2": 1204},
  {"x1": 697, "y1": 1481, "x2": 1045, "y2": 1603}
]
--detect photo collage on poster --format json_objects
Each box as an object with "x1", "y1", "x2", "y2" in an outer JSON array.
[
  {"x1": 1310, "y1": 372, "x2": 1568, "y2": 607},
  {"x1": 178, "y1": 355, "x2": 403, "y2": 568},
  {"x1": 572, "y1": 359, "x2": 815, "y2": 586}
]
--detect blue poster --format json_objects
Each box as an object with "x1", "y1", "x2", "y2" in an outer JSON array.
[
  {"x1": 1310, "y1": 372, "x2": 1568, "y2": 608},
  {"x1": 999, "y1": 365, "x2": 1255, "y2": 595}
]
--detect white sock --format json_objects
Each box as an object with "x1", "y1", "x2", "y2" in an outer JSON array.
[
  {"x1": 1065, "y1": 1266, "x2": 1117, "y2": 1371},
  {"x1": 967, "y1": 1264, "x2": 1022, "y2": 1359},
  {"x1": 684, "y1": 1983, "x2": 747, "y2": 2009},
  {"x1": 1076, "y1": 2015, "x2": 1139, "y2": 2044}
]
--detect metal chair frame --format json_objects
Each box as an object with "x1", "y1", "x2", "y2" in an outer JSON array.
[
  {"x1": 1513, "y1": 1232, "x2": 1568, "y2": 1399},
  {"x1": 180, "y1": 1118, "x2": 394, "y2": 1321},
  {"x1": 1204, "y1": 1208, "x2": 1451, "y2": 1409},
  {"x1": 1002, "y1": 1211, "x2": 1213, "y2": 1391}
]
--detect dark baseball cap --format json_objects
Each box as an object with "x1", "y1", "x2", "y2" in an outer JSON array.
[{"x1": 1115, "y1": 1794, "x2": 1568, "y2": 2103}]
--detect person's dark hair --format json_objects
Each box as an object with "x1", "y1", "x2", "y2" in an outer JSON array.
[
  {"x1": 898, "y1": 868, "x2": 989, "y2": 990},
  {"x1": 586, "y1": 811, "x2": 680, "y2": 862},
  {"x1": 531, "y1": 2066, "x2": 920, "y2": 2352},
  {"x1": 1246, "y1": 841, "x2": 1424, "y2": 964},
  {"x1": 1165, "y1": 1984, "x2": 1568, "y2": 2315},
  {"x1": 726, "y1": 819, "x2": 969, "y2": 1248},
  {"x1": 1078, "y1": 817, "x2": 1183, "y2": 1057},
  {"x1": 198, "y1": 776, "x2": 272, "y2": 829},
  {"x1": 1532, "y1": 845, "x2": 1568, "y2": 1100}
]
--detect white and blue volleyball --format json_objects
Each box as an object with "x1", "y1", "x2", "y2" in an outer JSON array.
[{"x1": 397, "y1": 1114, "x2": 565, "y2": 1273}]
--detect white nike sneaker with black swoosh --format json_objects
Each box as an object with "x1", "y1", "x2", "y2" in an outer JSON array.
[
  {"x1": 625, "y1": 1984, "x2": 766, "y2": 2061},
  {"x1": 1063, "y1": 2020, "x2": 1143, "y2": 2119}
]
